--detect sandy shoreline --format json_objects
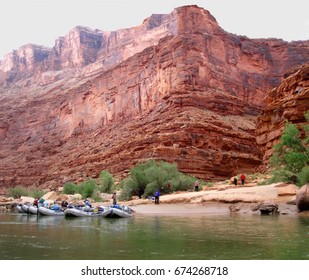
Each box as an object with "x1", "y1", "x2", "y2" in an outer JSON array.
[
  {"x1": 128, "y1": 202, "x2": 299, "y2": 216},
  {"x1": 124, "y1": 182, "x2": 301, "y2": 216},
  {"x1": 0, "y1": 182, "x2": 304, "y2": 216}
]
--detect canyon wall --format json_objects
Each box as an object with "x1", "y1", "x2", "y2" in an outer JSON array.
[
  {"x1": 256, "y1": 64, "x2": 309, "y2": 163},
  {"x1": 0, "y1": 5, "x2": 309, "y2": 190}
]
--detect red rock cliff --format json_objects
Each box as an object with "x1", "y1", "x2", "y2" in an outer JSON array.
[
  {"x1": 0, "y1": 5, "x2": 309, "y2": 190},
  {"x1": 256, "y1": 64, "x2": 309, "y2": 164}
]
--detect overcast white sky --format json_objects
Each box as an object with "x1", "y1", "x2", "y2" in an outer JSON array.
[{"x1": 0, "y1": 0, "x2": 308, "y2": 59}]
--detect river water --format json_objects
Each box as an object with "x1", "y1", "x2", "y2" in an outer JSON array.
[{"x1": 0, "y1": 212, "x2": 308, "y2": 260}]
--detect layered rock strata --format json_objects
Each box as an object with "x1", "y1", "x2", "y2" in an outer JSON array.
[
  {"x1": 0, "y1": 5, "x2": 309, "y2": 190},
  {"x1": 256, "y1": 64, "x2": 309, "y2": 163}
]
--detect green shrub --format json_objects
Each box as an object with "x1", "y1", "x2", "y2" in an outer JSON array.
[
  {"x1": 118, "y1": 177, "x2": 139, "y2": 201},
  {"x1": 205, "y1": 182, "x2": 214, "y2": 187},
  {"x1": 144, "y1": 182, "x2": 158, "y2": 198},
  {"x1": 298, "y1": 166, "x2": 309, "y2": 186},
  {"x1": 76, "y1": 179, "x2": 97, "y2": 199},
  {"x1": 91, "y1": 190, "x2": 103, "y2": 202},
  {"x1": 99, "y1": 170, "x2": 114, "y2": 193},
  {"x1": 8, "y1": 186, "x2": 28, "y2": 198},
  {"x1": 119, "y1": 160, "x2": 200, "y2": 200},
  {"x1": 29, "y1": 189, "x2": 46, "y2": 199},
  {"x1": 131, "y1": 160, "x2": 153, "y2": 187},
  {"x1": 169, "y1": 175, "x2": 196, "y2": 191},
  {"x1": 63, "y1": 182, "x2": 77, "y2": 195}
]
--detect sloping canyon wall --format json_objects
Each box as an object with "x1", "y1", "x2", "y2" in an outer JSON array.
[
  {"x1": 257, "y1": 64, "x2": 309, "y2": 164},
  {"x1": 0, "y1": 5, "x2": 309, "y2": 190}
]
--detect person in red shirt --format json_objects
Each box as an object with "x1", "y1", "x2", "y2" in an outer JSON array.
[
  {"x1": 240, "y1": 173, "x2": 246, "y2": 185},
  {"x1": 33, "y1": 198, "x2": 39, "y2": 208}
]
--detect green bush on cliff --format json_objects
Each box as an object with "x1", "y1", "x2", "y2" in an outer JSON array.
[
  {"x1": 269, "y1": 111, "x2": 309, "y2": 186},
  {"x1": 119, "y1": 160, "x2": 200, "y2": 201}
]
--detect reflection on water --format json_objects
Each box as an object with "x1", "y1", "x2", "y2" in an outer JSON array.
[{"x1": 0, "y1": 213, "x2": 308, "y2": 260}]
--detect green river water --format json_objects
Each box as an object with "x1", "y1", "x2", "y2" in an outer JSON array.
[{"x1": 0, "y1": 212, "x2": 308, "y2": 260}]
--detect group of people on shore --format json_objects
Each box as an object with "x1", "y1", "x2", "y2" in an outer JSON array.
[
  {"x1": 153, "y1": 173, "x2": 246, "y2": 204},
  {"x1": 233, "y1": 173, "x2": 246, "y2": 186}
]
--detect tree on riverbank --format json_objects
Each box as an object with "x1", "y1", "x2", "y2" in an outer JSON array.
[
  {"x1": 269, "y1": 111, "x2": 309, "y2": 186},
  {"x1": 118, "y1": 160, "x2": 203, "y2": 201}
]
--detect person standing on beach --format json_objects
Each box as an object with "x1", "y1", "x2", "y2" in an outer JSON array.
[
  {"x1": 194, "y1": 180, "x2": 199, "y2": 191},
  {"x1": 233, "y1": 177, "x2": 237, "y2": 186},
  {"x1": 167, "y1": 182, "x2": 171, "y2": 192},
  {"x1": 155, "y1": 190, "x2": 160, "y2": 204},
  {"x1": 112, "y1": 193, "x2": 117, "y2": 205},
  {"x1": 240, "y1": 173, "x2": 246, "y2": 185}
]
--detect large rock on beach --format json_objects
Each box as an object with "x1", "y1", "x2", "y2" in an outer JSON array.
[
  {"x1": 19, "y1": 196, "x2": 34, "y2": 204},
  {"x1": 296, "y1": 184, "x2": 309, "y2": 212},
  {"x1": 42, "y1": 191, "x2": 57, "y2": 201}
]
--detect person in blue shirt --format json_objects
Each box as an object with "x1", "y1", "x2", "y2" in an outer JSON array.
[
  {"x1": 155, "y1": 190, "x2": 160, "y2": 204},
  {"x1": 50, "y1": 202, "x2": 60, "y2": 211},
  {"x1": 84, "y1": 199, "x2": 92, "y2": 207}
]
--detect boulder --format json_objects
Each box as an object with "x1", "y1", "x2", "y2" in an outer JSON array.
[
  {"x1": 42, "y1": 191, "x2": 58, "y2": 201},
  {"x1": 275, "y1": 183, "x2": 297, "y2": 196},
  {"x1": 0, "y1": 196, "x2": 13, "y2": 203},
  {"x1": 296, "y1": 185, "x2": 309, "y2": 212},
  {"x1": 258, "y1": 201, "x2": 278, "y2": 215},
  {"x1": 56, "y1": 194, "x2": 69, "y2": 202},
  {"x1": 229, "y1": 204, "x2": 241, "y2": 212},
  {"x1": 20, "y1": 196, "x2": 35, "y2": 204},
  {"x1": 70, "y1": 193, "x2": 83, "y2": 201}
]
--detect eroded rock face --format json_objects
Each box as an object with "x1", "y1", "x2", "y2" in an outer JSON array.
[
  {"x1": 0, "y1": 5, "x2": 309, "y2": 190},
  {"x1": 256, "y1": 64, "x2": 309, "y2": 163}
]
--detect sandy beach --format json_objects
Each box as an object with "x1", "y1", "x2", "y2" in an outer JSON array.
[{"x1": 125, "y1": 182, "x2": 300, "y2": 216}]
